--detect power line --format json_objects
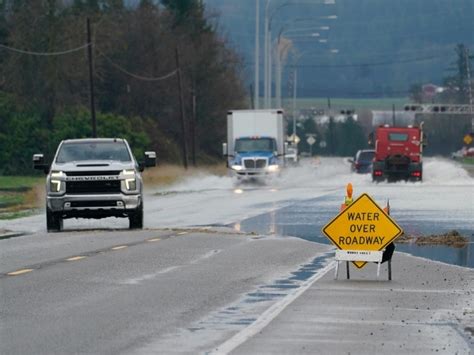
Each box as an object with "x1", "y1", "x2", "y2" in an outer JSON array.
[
  {"x1": 243, "y1": 53, "x2": 451, "y2": 68},
  {"x1": 0, "y1": 43, "x2": 90, "y2": 56},
  {"x1": 297, "y1": 46, "x2": 458, "y2": 59},
  {"x1": 293, "y1": 55, "x2": 451, "y2": 68},
  {"x1": 98, "y1": 50, "x2": 177, "y2": 81},
  {"x1": 0, "y1": 41, "x2": 178, "y2": 81}
]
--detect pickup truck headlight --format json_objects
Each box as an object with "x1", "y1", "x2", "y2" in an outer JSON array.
[
  {"x1": 49, "y1": 171, "x2": 65, "y2": 193},
  {"x1": 231, "y1": 165, "x2": 243, "y2": 171},
  {"x1": 267, "y1": 165, "x2": 280, "y2": 172},
  {"x1": 122, "y1": 169, "x2": 137, "y2": 191}
]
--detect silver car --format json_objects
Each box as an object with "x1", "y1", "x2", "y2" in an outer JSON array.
[{"x1": 33, "y1": 138, "x2": 156, "y2": 232}]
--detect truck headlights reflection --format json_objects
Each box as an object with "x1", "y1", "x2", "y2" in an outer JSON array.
[{"x1": 267, "y1": 165, "x2": 280, "y2": 172}]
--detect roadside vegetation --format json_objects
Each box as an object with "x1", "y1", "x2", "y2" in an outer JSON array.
[
  {"x1": 0, "y1": 0, "x2": 246, "y2": 176},
  {"x1": 396, "y1": 230, "x2": 469, "y2": 248},
  {"x1": 0, "y1": 176, "x2": 43, "y2": 219}
]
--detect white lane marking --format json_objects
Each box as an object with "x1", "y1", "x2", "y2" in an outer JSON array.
[
  {"x1": 210, "y1": 260, "x2": 335, "y2": 355},
  {"x1": 190, "y1": 249, "x2": 221, "y2": 264}
]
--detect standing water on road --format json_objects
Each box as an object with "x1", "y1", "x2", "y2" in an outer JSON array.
[
  {"x1": 229, "y1": 157, "x2": 474, "y2": 268},
  {"x1": 1, "y1": 157, "x2": 472, "y2": 268}
]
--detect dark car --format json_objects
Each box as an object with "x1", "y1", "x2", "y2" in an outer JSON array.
[{"x1": 350, "y1": 149, "x2": 375, "y2": 174}]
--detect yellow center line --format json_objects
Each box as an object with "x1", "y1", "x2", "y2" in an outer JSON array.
[
  {"x1": 112, "y1": 245, "x2": 128, "y2": 250},
  {"x1": 66, "y1": 256, "x2": 86, "y2": 261},
  {"x1": 7, "y1": 269, "x2": 34, "y2": 276},
  {"x1": 147, "y1": 238, "x2": 161, "y2": 242}
]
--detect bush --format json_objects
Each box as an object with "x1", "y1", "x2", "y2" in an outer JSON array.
[{"x1": 0, "y1": 94, "x2": 158, "y2": 175}]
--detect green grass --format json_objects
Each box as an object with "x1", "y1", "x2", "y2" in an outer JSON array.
[
  {"x1": 0, "y1": 176, "x2": 43, "y2": 219},
  {"x1": 0, "y1": 176, "x2": 43, "y2": 191},
  {"x1": 461, "y1": 157, "x2": 474, "y2": 165},
  {"x1": 0, "y1": 194, "x2": 24, "y2": 208},
  {"x1": 0, "y1": 209, "x2": 39, "y2": 220}
]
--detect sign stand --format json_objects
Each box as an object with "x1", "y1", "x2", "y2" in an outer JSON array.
[
  {"x1": 334, "y1": 249, "x2": 392, "y2": 280},
  {"x1": 322, "y1": 184, "x2": 402, "y2": 281}
]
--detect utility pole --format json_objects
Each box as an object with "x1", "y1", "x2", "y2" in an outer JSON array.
[
  {"x1": 292, "y1": 67, "x2": 297, "y2": 141},
  {"x1": 254, "y1": 0, "x2": 260, "y2": 109},
  {"x1": 86, "y1": 18, "x2": 97, "y2": 138},
  {"x1": 249, "y1": 84, "x2": 255, "y2": 109},
  {"x1": 191, "y1": 85, "x2": 197, "y2": 167},
  {"x1": 264, "y1": 0, "x2": 271, "y2": 108},
  {"x1": 392, "y1": 103, "x2": 396, "y2": 126},
  {"x1": 175, "y1": 47, "x2": 189, "y2": 169},
  {"x1": 268, "y1": 28, "x2": 273, "y2": 108},
  {"x1": 465, "y1": 47, "x2": 473, "y2": 131}
]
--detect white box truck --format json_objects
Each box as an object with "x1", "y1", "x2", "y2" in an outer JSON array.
[{"x1": 223, "y1": 109, "x2": 287, "y2": 180}]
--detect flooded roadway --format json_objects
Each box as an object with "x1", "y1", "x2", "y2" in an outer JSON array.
[
  {"x1": 233, "y1": 192, "x2": 473, "y2": 267},
  {"x1": 1, "y1": 157, "x2": 472, "y2": 268},
  {"x1": 1, "y1": 157, "x2": 472, "y2": 354},
  {"x1": 230, "y1": 158, "x2": 473, "y2": 268}
]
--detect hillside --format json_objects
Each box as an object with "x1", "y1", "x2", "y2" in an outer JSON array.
[{"x1": 204, "y1": 0, "x2": 474, "y2": 98}]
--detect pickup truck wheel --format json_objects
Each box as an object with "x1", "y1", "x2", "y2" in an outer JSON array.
[
  {"x1": 129, "y1": 204, "x2": 143, "y2": 229},
  {"x1": 46, "y1": 208, "x2": 63, "y2": 232}
]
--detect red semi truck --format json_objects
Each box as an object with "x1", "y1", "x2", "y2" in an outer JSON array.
[{"x1": 370, "y1": 124, "x2": 426, "y2": 182}]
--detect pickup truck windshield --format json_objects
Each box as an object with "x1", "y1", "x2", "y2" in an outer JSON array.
[
  {"x1": 56, "y1": 142, "x2": 131, "y2": 163},
  {"x1": 235, "y1": 138, "x2": 276, "y2": 152}
]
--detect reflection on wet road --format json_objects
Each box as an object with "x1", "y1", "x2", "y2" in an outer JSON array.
[{"x1": 235, "y1": 193, "x2": 474, "y2": 268}]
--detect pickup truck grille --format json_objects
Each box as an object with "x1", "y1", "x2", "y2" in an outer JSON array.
[
  {"x1": 243, "y1": 159, "x2": 267, "y2": 169},
  {"x1": 66, "y1": 180, "x2": 121, "y2": 194},
  {"x1": 65, "y1": 171, "x2": 121, "y2": 176}
]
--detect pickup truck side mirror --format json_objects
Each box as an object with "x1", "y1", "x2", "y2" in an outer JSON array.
[
  {"x1": 33, "y1": 154, "x2": 50, "y2": 174},
  {"x1": 144, "y1": 151, "x2": 157, "y2": 167},
  {"x1": 139, "y1": 151, "x2": 157, "y2": 171}
]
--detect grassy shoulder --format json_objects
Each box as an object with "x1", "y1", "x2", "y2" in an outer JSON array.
[
  {"x1": 460, "y1": 157, "x2": 474, "y2": 165},
  {"x1": 0, "y1": 176, "x2": 43, "y2": 191},
  {"x1": 0, "y1": 176, "x2": 44, "y2": 219},
  {"x1": 458, "y1": 157, "x2": 474, "y2": 177}
]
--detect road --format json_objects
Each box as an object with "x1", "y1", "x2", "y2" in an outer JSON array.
[{"x1": 1, "y1": 157, "x2": 473, "y2": 354}]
